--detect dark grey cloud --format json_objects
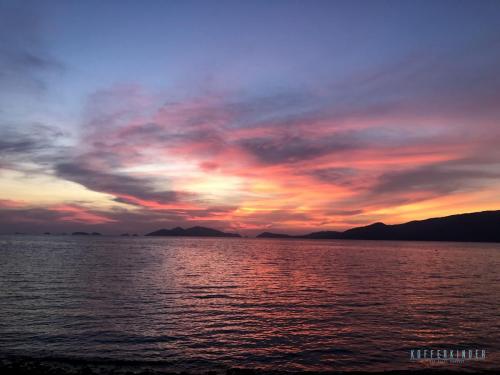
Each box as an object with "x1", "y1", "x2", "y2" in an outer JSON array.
[
  {"x1": 325, "y1": 209, "x2": 364, "y2": 217},
  {"x1": 307, "y1": 167, "x2": 360, "y2": 187},
  {"x1": 55, "y1": 162, "x2": 184, "y2": 206},
  {"x1": 0, "y1": 137, "x2": 39, "y2": 155},
  {"x1": 0, "y1": 126, "x2": 60, "y2": 153},
  {"x1": 0, "y1": 2, "x2": 62, "y2": 100},
  {"x1": 373, "y1": 165, "x2": 500, "y2": 196},
  {"x1": 0, "y1": 125, "x2": 65, "y2": 169},
  {"x1": 237, "y1": 125, "x2": 435, "y2": 165},
  {"x1": 149, "y1": 127, "x2": 226, "y2": 156},
  {"x1": 0, "y1": 2, "x2": 65, "y2": 174},
  {"x1": 220, "y1": 92, "x2": 322, "y2": 130},
  {"x1": 238, "y1": 133, "x2": 360, "y2": 164}
]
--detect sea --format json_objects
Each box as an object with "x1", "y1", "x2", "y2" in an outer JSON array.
[{"x1": 1, "y1": 235, "x2": 499, "y2": 373}]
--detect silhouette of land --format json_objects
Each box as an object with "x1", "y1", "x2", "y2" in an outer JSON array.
[
  {"x1": 257, "y1": 210, "x2": 500, "y2": 243},
  {"x1": 146, "y1": 226, "x2": 241, "y2": 237},
  {"x1": 22, "y1": 210, "x2": 499, "y2": 241},
  {"x1": 71, "y1": 232, "x2": 102, "y2": 236}
]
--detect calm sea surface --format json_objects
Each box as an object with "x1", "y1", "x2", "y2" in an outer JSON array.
[{"x1": 1, "y1": 236, "x2": 499, "y2": 372}]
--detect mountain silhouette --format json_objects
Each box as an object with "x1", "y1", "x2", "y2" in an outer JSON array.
[
  {"x1": 303, "y1": 230, "x2": 343, "y2": 239},
  {"x1": 256, "y1": 232, "x2": 293, "y2": 238},
  {"x1": 146, "y1": 226, "x2": 241, "y2": 238},
  {"x1": 71, "y1": 231, "x2": 102, "y2": 236},
  {"x1": 257, "y1": 210, "x2": 500, "y2": 242}
]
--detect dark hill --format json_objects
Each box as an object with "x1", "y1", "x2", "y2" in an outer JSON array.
[
  {"x1": 256, "y1": 232, "x2": 293, "y2": 238},
  {"x1": 146, "y1": 226, "x2": 241, "y2": 238},
  {"x1": 72, "y1": 231, "x2": 102, "y2": 236},
  {"x1": 343, "y1": 210, "x2": 500, "y2": 242},
  {"x1": 342, "y1": 222, "x2": 388, "y2": 240},
  {"x1": 257, "y1": 210, "x2": 500, "y2": 243},
  {"x1": 302, "y1": 230, "x2": 343, "y2": 239}
]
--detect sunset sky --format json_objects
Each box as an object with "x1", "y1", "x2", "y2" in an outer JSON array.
[{"x1": 1, "y1": 0, "x2": 500, "y2": 235}]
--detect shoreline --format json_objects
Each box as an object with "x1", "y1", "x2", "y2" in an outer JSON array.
[{"x1": 1, "y1": 356, "x2": 498, "y2": 375}]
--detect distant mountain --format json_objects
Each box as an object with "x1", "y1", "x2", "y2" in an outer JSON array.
[
  {"x1": 72, "y1": 231, "x2": 102, "y2": 236},
  {"x1": 342, "y1": 222, "x2": 387, "y2": 240},
  {"x1": 146, "y1": 226, "x2": 241, "y2": 238},
  {"x1": 256, "y1": 232, "x2": 293, "y2": 238},
  {"x1": 343, "y1": 211, "x2": 500, "y2": 242},
  {"x1": 303, "y1": 230, "x2": 343, "y2": 239},
  {"x1": 257, "y1": 210, "x2": 500, "y2": 243}
]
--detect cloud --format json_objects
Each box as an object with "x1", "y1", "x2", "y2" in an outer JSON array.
[
  {"x1": 0, "y1": 2, "x2": 62, "y2": 104},
  {"x1": 43, "y1": 77, "x2": 500, "y2": 233},
  {"x1": 3, "y1": 26, "x2": 500, "y2": 234},
  {"x1": 55, "y1": 162, "x2": 184, "y2": 207},
  {"x1": 325, "y1": 209, "x2": 364, "y2": 217},
  {"x1": 0, "y1": 201, "x2": 113, "y2": 231},
  {"x1": 238, "y1": 133, "x2": 357, "y2": 165},
  {"x1": 0, "y1": 3, "x2": 65, "y2": 175},
  {"x1": 372, "y1": 164, "x2": 500, "y2": 196},
  {"x1": 0, "y1": 198, "x2": 241, "y2": 234},
  {"x1": 307, "y1": 168, "x2": 361, "y2": 187},
  {"x1": 0, "y1": 125, "x2": 65, "y2": 170},
  {"x1": 0, "y1": 135, "x2": 40, "y2": 155},
  {"x1": 334, "y1": 37, "x2": 500, "y2": 124}
]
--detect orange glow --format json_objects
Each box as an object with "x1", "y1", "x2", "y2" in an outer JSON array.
[{"x1": 3, "y1": 89, "x2": 500, "y2": 234}]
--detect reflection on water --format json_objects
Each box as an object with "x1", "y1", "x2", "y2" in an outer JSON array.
[{"x1": 0, "y1": 236, "x2": 499, "y2": 372}]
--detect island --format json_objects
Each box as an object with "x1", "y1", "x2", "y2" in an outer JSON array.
[
  {"x1": 146, "y1": 226, "x2": 241, "y2": 238},
  {"x1": 257, "y1": 210, "x2": 500, "y2": 243},
  {"x1": 256, "y1": 232, "x2": 294, "y2": 238}
]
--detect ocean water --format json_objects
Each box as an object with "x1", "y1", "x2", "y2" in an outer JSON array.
[{"x1": 0, "y1": 235, "x2": 499, "y2": 372}]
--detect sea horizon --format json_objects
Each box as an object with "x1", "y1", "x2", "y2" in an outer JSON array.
[{"x1": 5, "y1": 234, "x2": 500, "y2": 245}]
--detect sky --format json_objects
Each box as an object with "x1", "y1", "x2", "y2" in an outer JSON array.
[{"x1": 1, "y1": 0, "x2": 500, "y2": 235}]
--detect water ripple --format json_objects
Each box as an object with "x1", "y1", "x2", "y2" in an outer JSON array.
[{"x1": 1, "y1": 236, "x2": 499, "y2": 372}]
